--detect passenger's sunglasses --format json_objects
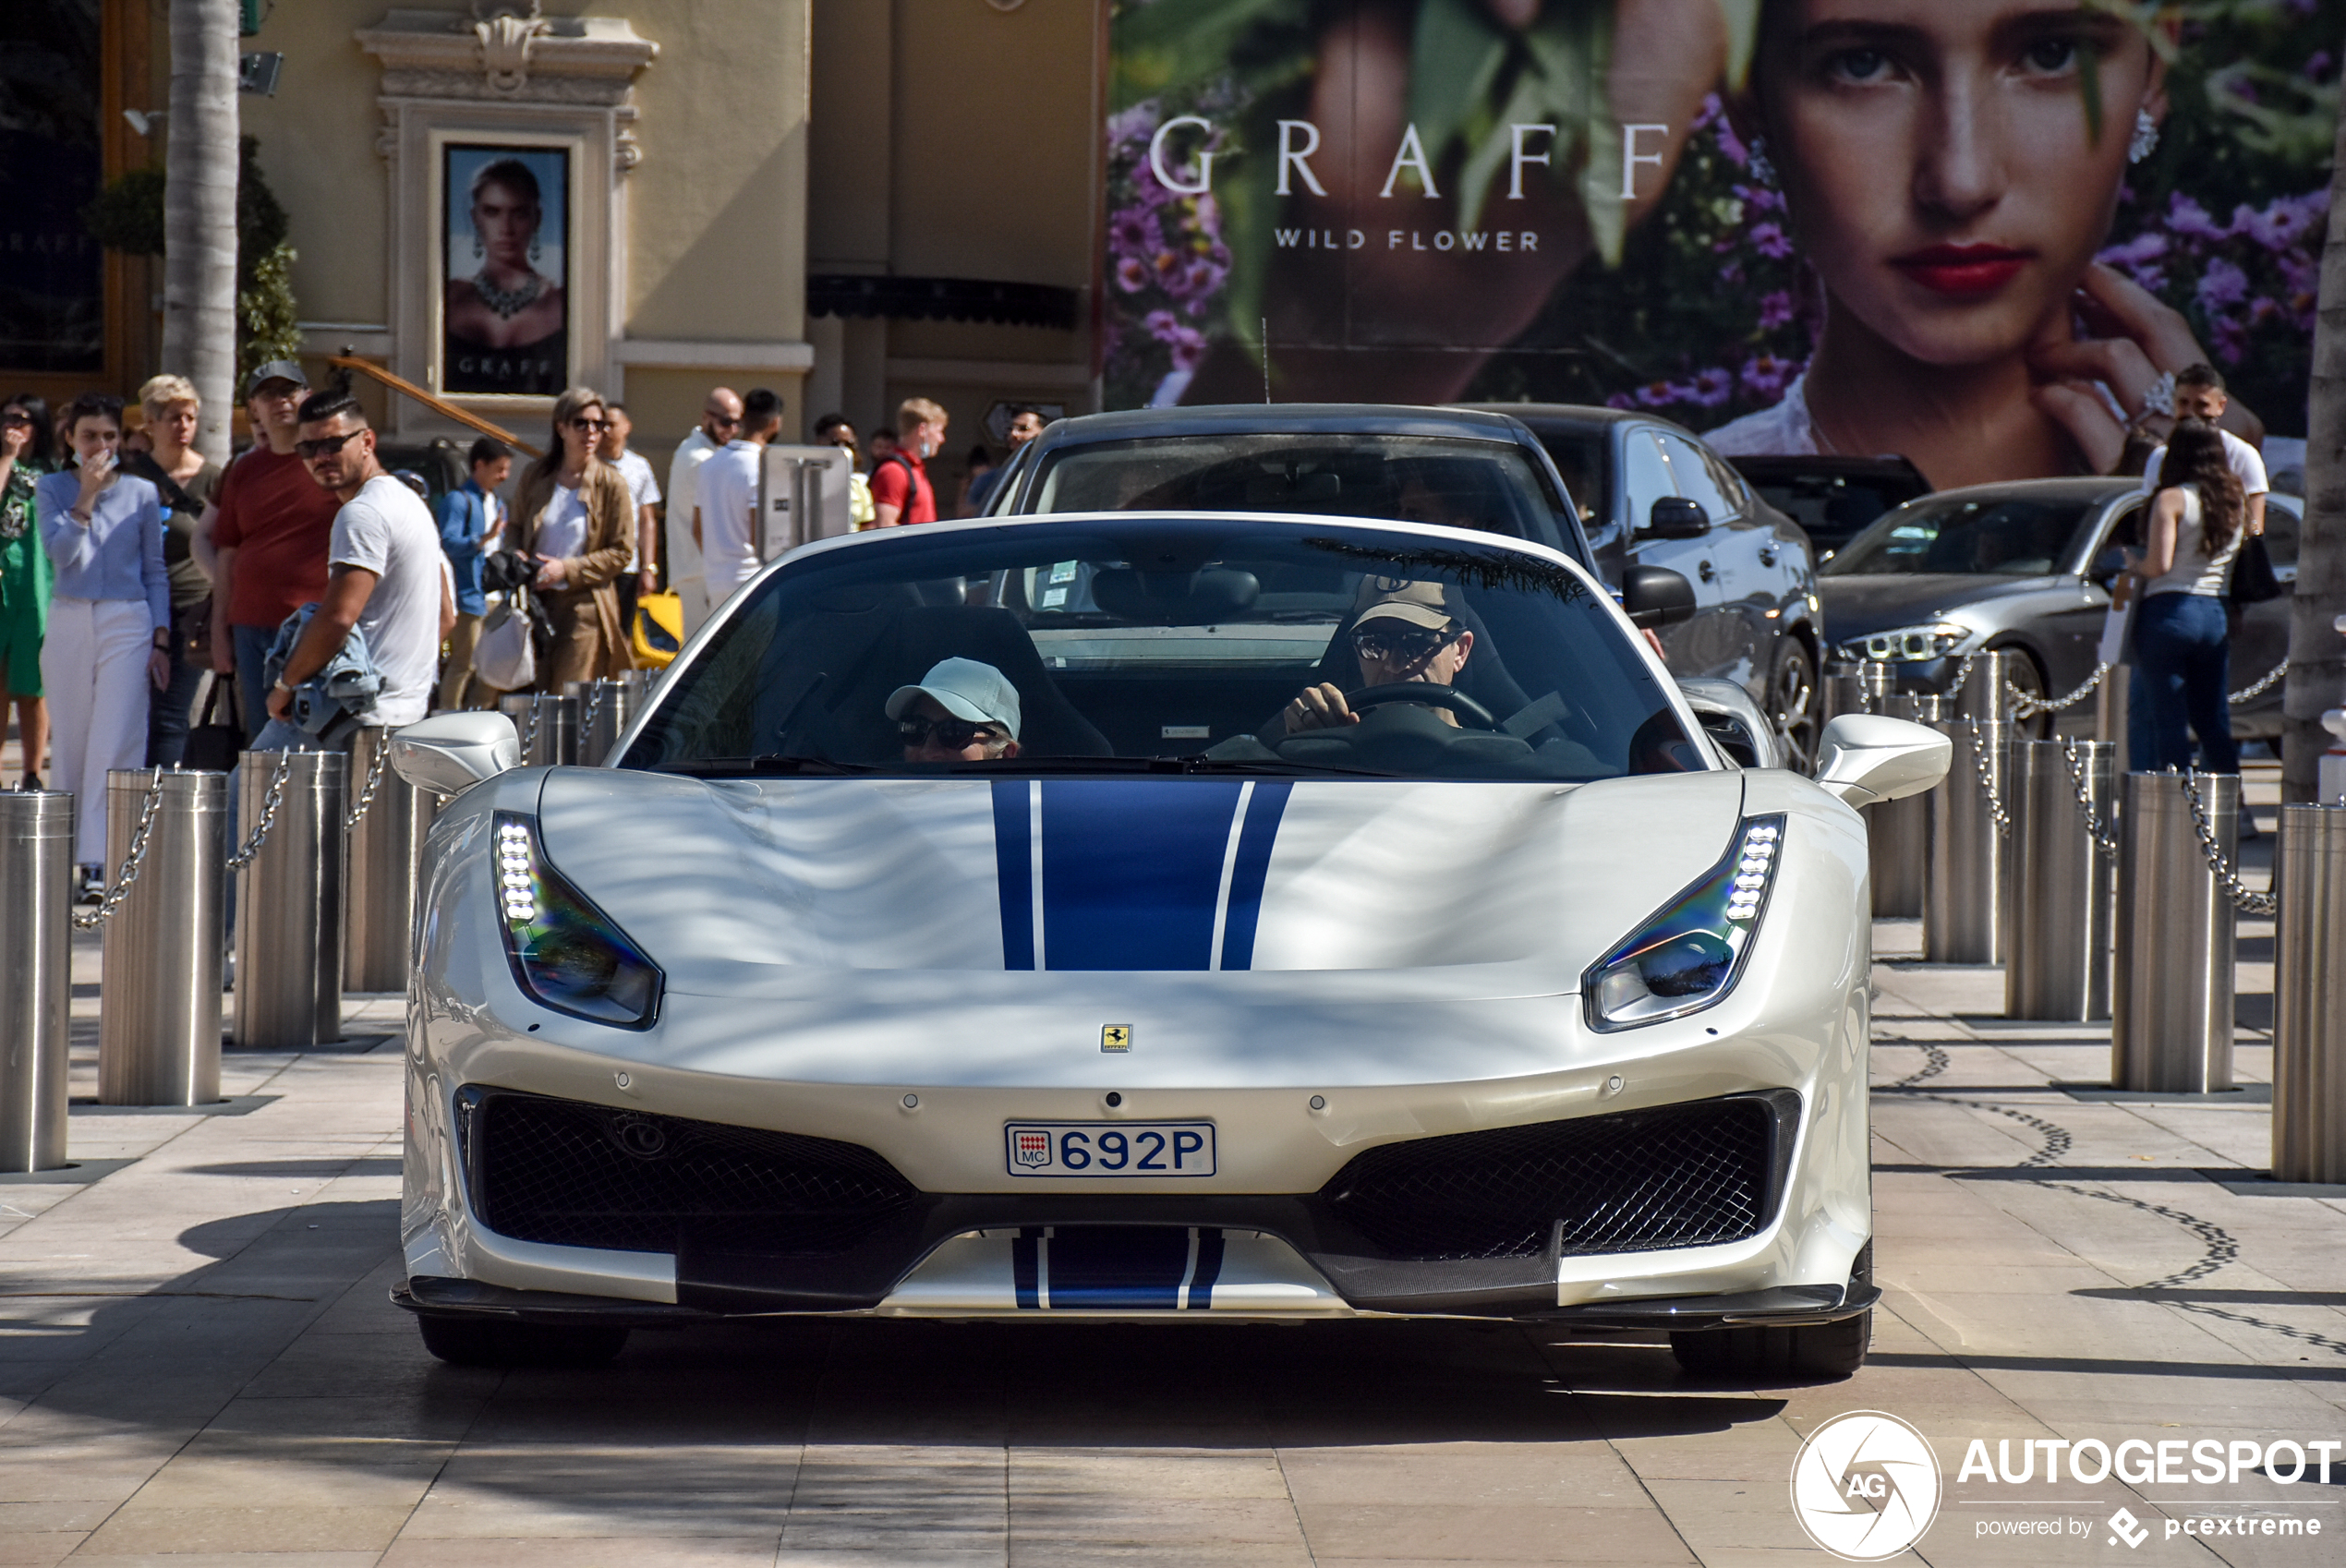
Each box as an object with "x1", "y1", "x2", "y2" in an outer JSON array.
[
  {"x1": 1351, "y1": 623, "x2": 1458, "y2": 666},
  {"x1": 295, "y1": 432, "x2": 360, "y2": 460},
  {"x1": 899, "y1": 716, "x2": 1004, "y2": 749}
]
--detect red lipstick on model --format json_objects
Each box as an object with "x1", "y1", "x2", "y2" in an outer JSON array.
[{"x1": 1891, "y1": 244, "x2": 2032, "y2": 296}]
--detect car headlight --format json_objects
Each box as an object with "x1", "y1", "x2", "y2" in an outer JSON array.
[
  {"x1": 1841, "y1": 621, "x2": 1974, "y2": 663},
  {"x1": 1584, "y1": 815, "x2": 1784, "y2": 1031},
  {"x1": 492, "y1": 813, "x2": 662, "y2": 1029}
]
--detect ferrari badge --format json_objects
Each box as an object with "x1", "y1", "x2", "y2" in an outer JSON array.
[{"x1": 1101, "y1": 1025, "x2": 1131, "y2": 1053}]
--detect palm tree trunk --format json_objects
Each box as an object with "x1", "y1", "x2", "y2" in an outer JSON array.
[
  {"x1": 2288, "y1": 70, "x2": 2346, "y2": 802},
  {"x1": 161, "y1": 0, "x2": 240, "y2": 464}
]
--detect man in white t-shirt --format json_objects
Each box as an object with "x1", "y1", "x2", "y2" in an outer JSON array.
[
  {"x1": 256, "y1": 392, "x2": 445, "y2": 748},
  {"x1": 663, "y1": 387, "x2": 741, "y2": 637},
  {"x1": 601, "y1": 403, "x2": 661, "y2": 634},
  {"x1": 694, "y1": 386, "x2": 782, "y2": 601},
  {"x1": 2137, "y1": 364, "x2": 2267, "y2": 533}
]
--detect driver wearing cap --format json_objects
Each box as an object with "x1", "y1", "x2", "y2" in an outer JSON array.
[
  {"x1": 1283, "y1": 577, "x2": 1475, "y2": 734},
  {"x1": 888, "y1": 657, "x2": 1023, "y2": 762}
]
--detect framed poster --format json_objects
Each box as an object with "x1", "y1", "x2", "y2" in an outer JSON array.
[{"x1": 440, "y1": 142, "x2": 570, "y2": 397}]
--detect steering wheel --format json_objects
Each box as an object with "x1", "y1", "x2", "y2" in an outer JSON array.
[{"x1": 1343, "y1": 683, "x2": 1498, "y2": 730}]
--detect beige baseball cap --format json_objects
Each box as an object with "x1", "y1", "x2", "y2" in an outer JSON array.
[{"x1": 1351, "y1": 576, "x2": 1456, "y2": 631}]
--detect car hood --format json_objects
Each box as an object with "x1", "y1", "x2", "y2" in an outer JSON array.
[
  {"x1": 532, "y1": 769, "x2": 1747, "y2": 1006},
  {"x1": 1818, "y1": 573, "x2": 2057, "y2": 641}
]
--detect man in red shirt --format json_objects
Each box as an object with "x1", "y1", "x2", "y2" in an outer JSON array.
[
  {"x1": 869, "y1": 396, "x2": 948, "y2": 527},
  {"x1": 204, "y1": 362, "x2": 342, "y2": 734}
]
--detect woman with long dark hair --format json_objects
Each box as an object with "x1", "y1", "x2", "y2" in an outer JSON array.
[
  {"x1": 2125, "y1": 417, "x2": 2244, "y2": 774},
  {"x1": 1, "y1": 392, "x2": 55, "y2": 787},
  {"x1": 509, "y1": 387, "x2": 635, "y2": 690}
]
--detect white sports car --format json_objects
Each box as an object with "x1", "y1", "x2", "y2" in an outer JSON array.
[{"x1": 389, "y1": 511, "x2": 1947, "y2": 1377}]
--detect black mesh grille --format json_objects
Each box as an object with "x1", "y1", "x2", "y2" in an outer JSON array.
[
  {"x1": 466, "y1": 1090, "x2": 922, "y2": 1257},
  {"x1": 1320, "y1": 1097, "x2": 1783, "y2": 1261}
]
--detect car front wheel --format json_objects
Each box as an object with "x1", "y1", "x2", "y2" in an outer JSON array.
[{"x1": 1769, "y1": 641, "x2": 1820, "y2": 772}]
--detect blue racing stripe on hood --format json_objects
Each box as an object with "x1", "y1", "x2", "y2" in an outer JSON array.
[
  {"x1": 1217, "y1": 781, "x2": 1291, "y2": 971},
  {"x1": 1038, "y1": 780, "x2": 1245, "y2": 971},
  {"x1": 990, "y1": 781, "x2": 1034, "y2": 971}
]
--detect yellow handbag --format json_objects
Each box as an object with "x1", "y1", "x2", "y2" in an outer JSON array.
[{"x1": 631, "y1": 591, "x2": 684, "y2": 669}]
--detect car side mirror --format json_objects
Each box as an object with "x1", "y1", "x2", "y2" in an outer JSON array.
[
  {"x1": 390, "y1": 712, "x2": 521, "y2": 795},
  {"x1": 1621, "y1": 565, "x2": 1697, "y2": 628},
  {"x1": 1811, "y1": 714, "x2": 1950, "y2": 807},
  {"x1": 1641, "y1": 497, "x2": 1710, "y2": 539}
]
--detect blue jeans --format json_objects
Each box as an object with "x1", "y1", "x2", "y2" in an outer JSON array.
[
  {"x1": 231, "y1": 623, "x2": 276, "y2": 744},
  {"x1": 2133, "y1": 592, "x2": 2239, "y2": 776},
  {"x1": 145, "y1": 602, "x2": 205, "y2": 766}
]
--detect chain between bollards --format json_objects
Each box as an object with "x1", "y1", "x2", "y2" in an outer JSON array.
[
  {"x1": 68, "y1": 766, "x2": 164, "y2": 931},
  {"x1": 2175, "y1": 769, "x2": 2277, "y2": 916},
  {"x1": 2009, "y1": 662, "x2": 2109, "y2": 719},
  {"x1": 2229, "y1": 658, "x2": 2288, "y2": 706},
  {"x1": 2059, "y1": 739, "x2": 2119, "y2": 858},
  {"x1": 1960, "y1": 718, "x2": 2013, "y2": 838},
  {"x1": 519, "y1": 698, "x2": 542, "y2": 764},
  {"x1": 225, "y1": 750, "x2": 296, "y2": 873},
  {"x1": 342, "y1": 739, "x2": 391, "y2": 830}
]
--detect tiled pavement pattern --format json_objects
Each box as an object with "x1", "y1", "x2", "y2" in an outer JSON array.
[{"x1": 5, "y1": 768, "x2": 2343, "y2": 1566}]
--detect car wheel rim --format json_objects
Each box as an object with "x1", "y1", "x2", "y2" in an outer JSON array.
[{"x1": 1773, "y1": 651, "x2": 1818, "y2": 771}]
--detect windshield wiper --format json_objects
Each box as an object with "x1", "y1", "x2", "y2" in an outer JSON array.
[{"x1": 659, "y1": 754, "x2": 880, "y2": 778}]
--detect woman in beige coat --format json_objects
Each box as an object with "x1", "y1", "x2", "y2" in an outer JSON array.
[{"x1": 510, "y1": 386, "x2": 635, "y2": 690}]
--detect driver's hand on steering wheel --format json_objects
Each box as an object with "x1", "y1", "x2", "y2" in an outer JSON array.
[{"x1": 1283, "y1": 682, "x2": 1359, "y2": 733}]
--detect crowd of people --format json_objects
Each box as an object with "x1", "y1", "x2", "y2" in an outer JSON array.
[{"x1": 0, "y1": 366, "x2": 1051, "y2": 896}]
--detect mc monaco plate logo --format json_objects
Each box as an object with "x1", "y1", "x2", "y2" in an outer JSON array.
[{"x1": 1790, "y1": 1411, "x2": 1943, "y2": 1562}]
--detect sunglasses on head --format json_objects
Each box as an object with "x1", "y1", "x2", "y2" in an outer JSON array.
[
  {"x1": 295, "y1": 432, "x2": 360, "y2": 461},
  {"x1": 1351, "y1": 622, "x2": 1458, "y2": 665},
  {"x1": 898, "y1": 715, "x2": 1004, "y2": 749}
]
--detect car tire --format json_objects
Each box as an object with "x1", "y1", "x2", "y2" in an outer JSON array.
[
  {"x1": 1669, "y1": 1245, "x2": 1872, "y2": 1381},
  {"x1": 417, "y1": 1315, "x2": 630, "y2": 1368},
  {"x1": 1768, "y1": 640, "x2": 1820, "y2": 772}
]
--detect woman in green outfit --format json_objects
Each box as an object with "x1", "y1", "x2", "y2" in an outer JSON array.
[{"x1": 0, "y1": 392, "x2": 54, "y2": 789}]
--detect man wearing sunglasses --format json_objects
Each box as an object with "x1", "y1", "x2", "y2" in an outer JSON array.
[
  {"x1": 1282, "y1": 577, "x2": 1476, "y2": 734},
  {"x1": 662, "y1": 386, "x2": 742, "y2": 637},
  {"x1": 886, "y1": 657, "x2": 1022, "y2": 763},
  {"x1": 254, "y1": 392, "x2": 441, "y2": 748}
]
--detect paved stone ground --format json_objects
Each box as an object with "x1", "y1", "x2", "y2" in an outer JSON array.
[{"x1": 5, "y1": 767, "x2": 2341, "y2": 1567}]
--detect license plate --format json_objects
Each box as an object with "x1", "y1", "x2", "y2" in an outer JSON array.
[{"x1": 1005, "y1": 1122, "x2": 1215, "y2": 1177}]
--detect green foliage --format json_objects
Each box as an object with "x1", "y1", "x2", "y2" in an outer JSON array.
[{"x1": 80, "y1": 137, "x2": 301, "y2": 382}]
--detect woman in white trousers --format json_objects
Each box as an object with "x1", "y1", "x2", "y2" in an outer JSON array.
[{"x1": 34, "y1": 394, "x2": 169, "y2": 891}]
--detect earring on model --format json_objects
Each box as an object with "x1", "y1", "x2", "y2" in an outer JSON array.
[
  {"x1": 2128, "y1": 108, "x2": 2159, "y2": 164},
  {"x1": 1747, "y1": 133, "x2": 1777, "y2": 187},
  {"x1": 472, "y1": 234, "x2": 483, "y2": 259},
  {"x1": 529, "y1": 236, "x2": 541, "y2": 263}
]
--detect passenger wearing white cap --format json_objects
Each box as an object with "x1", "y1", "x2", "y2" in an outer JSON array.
[
  {"x1": 1283, "y1": 576, "x2": 1474, "y2": 734},
  {"x1": 887, "y1": 657, "x2": 1022, "y2": 763}
]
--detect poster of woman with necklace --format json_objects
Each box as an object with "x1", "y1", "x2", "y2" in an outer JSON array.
[{"x1": 441, "y1": 145, "x2": 569, "y2": 397}]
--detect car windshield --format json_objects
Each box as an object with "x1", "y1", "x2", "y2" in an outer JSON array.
[
  {"x1": 1744, "y1": 471, "x2": 1920, "y2": 557},
  {"x1": 1528, "y1": 431, "x2": 1608, "y2": 526},
  {"x1": 1821, "y1": 493, "x2": 2098, "y2": 577},
  {"x1": 1022, "y1": 434, "x2": 1565, "y2": 541},
  {"x1": 621, "y1": 518, "x2": 1699, "y2": 784}
]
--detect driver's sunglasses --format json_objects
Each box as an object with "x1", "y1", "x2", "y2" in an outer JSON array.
[
  {"x1": 899, "y1": 716, "x2": 1004, "y2": 750},
  {"x1": 1351, "y1": 623, "x2": 1458, "y2": 666},
  {"x1": 295, "y1": 432, "x2": 359, "y2": 461}
]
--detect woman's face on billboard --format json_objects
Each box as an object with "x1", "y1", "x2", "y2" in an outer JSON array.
[
  {"x1": 1760, "y1": 0, "x2": 2162, "y2": 368},
  {"x1": 472, "y1": 178, "x2": 541, "y2": 271}
]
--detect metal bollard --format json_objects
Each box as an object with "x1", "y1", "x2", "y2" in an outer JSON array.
[
  {"x1": 565, "y1": 679, "x2": 636, "y2": 767},
  {"x1": 499, "y1": 694, "x2": 579, "y2": 767},
  {"x1": 98, "y1": 769, "x2": 228, "y2": 1105},
  {"x1": 235, "y1": 751, "x2": 347, "y2": 1051},
  {"x1": 1925, "y1": 713, "x2": 2012, "y2": 963},
  {"x1": 1953, "y1": 648, "x2": 2020, "y2": 722},
  {"x1": 1867, "y1": 693, "x2": 1940, "y2": 918},
  {"x1": 2271, "y1": 805, "x2": 2346, "y2": 1182},
  {"x1": 2111, "y1": 772, "x2": 2237, "y2": 1093},
  {"x1": 345, "y1": 727, "x2": 433, "y2": 994},
  {"x1": 2004, "y1": 741, "x2": 2115, "y2": 1021},
  {"x1": 0, "y1": 792, "x2": 75, "y2": 1170},
  {"x1": 2097, "y1": 668, "x2": 2132, "y2": 771}
]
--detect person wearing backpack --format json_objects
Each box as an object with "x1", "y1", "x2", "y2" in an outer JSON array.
[{"x1": 870, "y1": 397, "x2": 948, "y2": 527}]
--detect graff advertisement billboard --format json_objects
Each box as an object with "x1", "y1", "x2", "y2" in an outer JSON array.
[{"x1": 1105, "y1": 0, "x2": 2334, "y2": 488}]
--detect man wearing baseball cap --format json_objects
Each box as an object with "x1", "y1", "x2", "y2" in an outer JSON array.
[
  {"x1": 203, "y1": 360, "x2": 341, "y2": 735},
  {"x1": 1282, "y1": 576, "x2": 1475, "y2": 734},
  {"x1": 887, "y1": 657, "x2": 1022, "y2": 762}
]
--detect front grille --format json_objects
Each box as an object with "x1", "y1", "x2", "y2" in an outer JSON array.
[
  {"x1": 1320, "y1": 1095, "x2": 1786, "y2": 1261},
  {"x1": 464, "y1": 1089, "x2": 922, "y2": 1257}
]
